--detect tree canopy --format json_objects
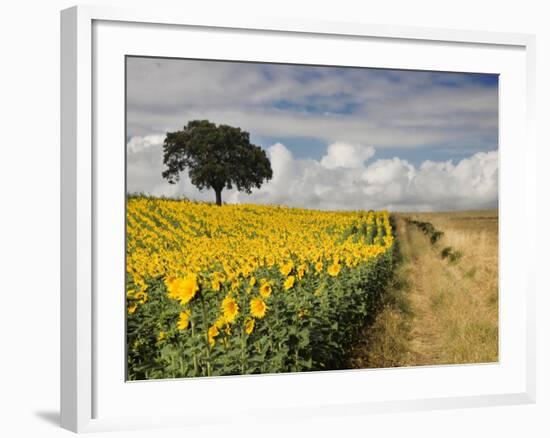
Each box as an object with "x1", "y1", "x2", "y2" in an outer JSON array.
[{"x1": 162, "y1": 120, "x2": 273, "y2": 205}]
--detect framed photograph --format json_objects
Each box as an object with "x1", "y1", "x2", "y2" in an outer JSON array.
[{"x1": 61, "y1": 5, "x2": 536, "y2": 433}]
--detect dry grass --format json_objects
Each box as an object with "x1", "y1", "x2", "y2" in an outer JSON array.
[
  {"x1": 349, "y1": 270, "x2": 414, "y2": 368},
  {"x1": 351, "y1": 210, "x2": 499, "y2": 368}
]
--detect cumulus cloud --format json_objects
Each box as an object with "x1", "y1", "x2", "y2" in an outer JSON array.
[
  {"x1": 357, "y1": 152, "x2": 498, "y2": 211},
  {"x1": 127, "y1": 136, "x2": 497, "y2": 212},
  {"x1": 320, "y1": 142, "x2": 375, "y2": 169},
  {"x1": 233, "y1": 144, "x2": 498, "y2": 211},
  {"x1": 127, "y1": 134, "x2": 165, "y2": 154}
]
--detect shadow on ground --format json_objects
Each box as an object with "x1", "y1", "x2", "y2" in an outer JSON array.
[{"x1": 34, "y1": 410, "x2": 60, "y2": 427}]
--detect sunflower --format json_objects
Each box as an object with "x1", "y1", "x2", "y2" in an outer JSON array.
[
  {"x1": 280, "y1": 261, "x2": 294, "y2": 276},
  {"x1": 177, "y1": 310, "x2": 191, "y2": 330},
  {"x1": 214, "y1": 315, "x2": 227, "y2": 329},
  {"x1": 327, "y1": 263, "x2": 341, "y2": 277},
  {"x1": 245, "y1": 318, "x2": 255, "y2": 335},
  {"x1": 284, "y1": 275, "x2": 295, "y2": 290},
  {"x1": 315, "y1": 261, "x2": 323, "y2": 273},
  {"x1": 250, "y1": 297, "x2": 267, "y2": 319},
  {"x1": 259, "y1": 281, "x2": 272, "y2": 298},
  {"x1": 135, "y1": 291, "x2": 148, "y2": 304},
  {"x1": 265, "y1": 255, "x2": 275, "y2": 267},
  {"x1": 127, "y1": 303, "x2": 137, "y2": 314},
  {"x1": 249, "y1": 276, "x2": 257, "y2": 287},
  {"x1": 221, "y1": 295, "x2": 239, "y2": 323},
  {"x1": 212, "y1": 271, "x2": 226, "y2": 282},
  {"x1": 208, "y1": 325, "x2": 219, "y2": 346},
  {"x1": 166, "y1": 273, "x2": 199, "y2": 305}
]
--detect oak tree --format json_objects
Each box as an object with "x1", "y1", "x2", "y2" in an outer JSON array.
[{"x1": 162, "y1": 120, "x2": 273, "y2": 205}]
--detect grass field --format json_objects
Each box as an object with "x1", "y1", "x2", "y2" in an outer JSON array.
[{"x1": 350, "y1": 210, "x2": 498, "y2": 368}]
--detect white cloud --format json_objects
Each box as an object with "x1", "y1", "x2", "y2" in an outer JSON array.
[
  {"x1": 412, "y1": 151, "x2": 499, "y2": 210},
  {"x1": 234, "y1": 144, "x2": 497, "y2": 211},
  {"x1": 320, "y1": 142, "x2": 375, "y2": 169},
  {"x1": 127, "y1": 134, "x2": 165, "y2": 154},
  {"x1": 362, "y1": 157, "x2": 415, "y2": 186},
  {"x1": 356, "y1": 151, "x2": 498, "y2": 211},
  {"x1": 127, "y1": 134, "x2": 498, "y2": 212}
]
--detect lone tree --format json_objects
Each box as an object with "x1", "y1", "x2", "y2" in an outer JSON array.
[{"x1": 162, "y1": 120, "x2": 273, "y2": 206}]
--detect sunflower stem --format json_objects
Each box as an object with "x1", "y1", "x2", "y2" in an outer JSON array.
[
  {"x1": 240, "y1": 289, "x2": 247, "y2": 375},
  {"x1": 200, "y1": 295, "x2": 212, "y2": 377},
  {"x1": 240, "y1": 330, "x2": 246, "y2": 375},
  {"x1": 190, "y1": 320, "x2": 199, "y2": 376}
]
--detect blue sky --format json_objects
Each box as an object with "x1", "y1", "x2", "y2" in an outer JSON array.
[
  {"x1": 125, "y1": 57, "x2": 498, "y2": 211},
  {"x1": 244, "y1": 68, "x2": 498, "y2": 166}
]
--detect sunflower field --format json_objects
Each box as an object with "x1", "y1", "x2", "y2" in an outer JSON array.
[{"x1": 126, "y1": 196, "x2": 395, "y2": 379}]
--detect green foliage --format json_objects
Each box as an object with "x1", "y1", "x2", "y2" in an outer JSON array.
[
  {"x1": 430, "y1": 230, "x2": 444, "y2": 244},
  {"x1": 407, "y1": 218, "x2": 463, "y2": 265},
  {"x1": 406, "y1": 218, "x2": 443, "y2": 244},
  {"x1": 162, "y1": 120, "x2": 273, "y2": 205},
  {"x1": 127, "y1": 238, "x2": 395, "y2": 380},
  {"x1": 440, "y1": 246, "x2": 462, "y2": 263},
  {"x1": 448, "y1": 250, "x2": 463, "y2": 263}
]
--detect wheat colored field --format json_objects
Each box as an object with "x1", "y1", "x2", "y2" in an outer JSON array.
[{"x1": 350, "y1": 210, "x2": 499, "y2": 368}]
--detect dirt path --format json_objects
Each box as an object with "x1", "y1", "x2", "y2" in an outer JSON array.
[
  {"x1": 349, "y1": 215, "x2": 498, "y2": 368},
  {"x1": 397, "y1": 217, "x2": 440, "y2": 364},
  {"x1": 398, "y1": 216, "x2": 457, "y2": 365}
]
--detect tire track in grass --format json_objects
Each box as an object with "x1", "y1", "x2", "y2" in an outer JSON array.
[{"x1": 402, "y1": 218, "x2": 449, "y2": 365}]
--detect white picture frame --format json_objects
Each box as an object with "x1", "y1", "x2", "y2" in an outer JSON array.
[{"x1": 60, "y1": 4, "x2": 536, "y2": 433}]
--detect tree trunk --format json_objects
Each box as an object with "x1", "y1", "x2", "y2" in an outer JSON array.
[{"x1": 214, "y1": 188, "x2": 222, "y2": 206}]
